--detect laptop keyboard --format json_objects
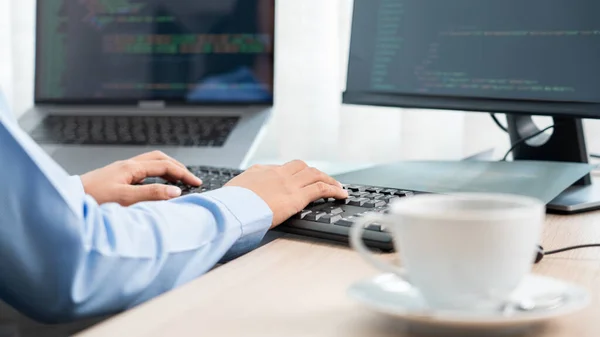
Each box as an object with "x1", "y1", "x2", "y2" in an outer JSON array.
[
  {"x1": 146, "y1": 165, "x2": 417, "y2": 252},
  {"x1": 30, "y1": 115, "x2": 239, "y2": 146}
]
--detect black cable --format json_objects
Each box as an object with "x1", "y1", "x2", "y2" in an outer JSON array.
[
  {"x1": 490, "y1": 113, "x2": 508, "y2": 132},
  {"x1": 489, "y1": 114, "x2": 600, "y2": 160},
  {"x1": 545, "y1": 244, "x2": 600, "y2": 255},
  {"x1": 502, "y1": 124, "x2": 555, "y2": 161},
  {"x1": 487, "y1": 114, "x2": 600, "y2": 260}
]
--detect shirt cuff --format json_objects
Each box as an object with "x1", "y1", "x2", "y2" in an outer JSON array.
[
  {"x1": 67, "y1": 175, "x2": 86, "y2": 198},
  {"x1": 199, "y1": 186, "x2": 273, "y2": 238},
  {"x1": 198, "y1": 187, "x2": 273, "y2": 261},
  {"x1": 64, "y1": 175, "x2": 86, "y2": 217}
]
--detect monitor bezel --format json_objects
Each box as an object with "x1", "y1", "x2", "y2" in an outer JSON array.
[
  {"x1": 33, "y1": 0, "x2": 276, "y2": 107},
  {"x1": 342, "y1": 91, "x2": 600, "y2": 120}
]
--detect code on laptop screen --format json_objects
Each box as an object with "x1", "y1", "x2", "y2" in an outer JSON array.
[{"x1": 35, "y1": 0, "x2": 275, "y2": 104}]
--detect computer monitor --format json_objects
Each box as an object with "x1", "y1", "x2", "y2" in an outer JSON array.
[{"x1": 343, "y1": 0, "x2": 600, "y2": 213}]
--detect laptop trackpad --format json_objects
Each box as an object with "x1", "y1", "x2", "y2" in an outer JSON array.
[{"x1": 52, "y1": 147, "x2": 181, "y2": 175}]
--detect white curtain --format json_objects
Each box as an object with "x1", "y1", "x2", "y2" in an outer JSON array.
[
  {"x1": 3, "y1": 0, "x2": 600, "y2": 164},
  {"x1": 256, "y1": 0, "x2": 509, "y2": 163},
  {"x1": 0, "y1": 0, "x2": 14, "y2": 108},
  {"x1": 1, "y1": 0, "x2": 35, "y2": 116}
]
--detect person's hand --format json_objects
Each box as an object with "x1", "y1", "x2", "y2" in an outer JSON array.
[
  {"x1": 80, "y1": 151, "x2": 202, "y2": 206},
  {"x1": 225, "y1": 160, "x2": 348, "y2": 228}
]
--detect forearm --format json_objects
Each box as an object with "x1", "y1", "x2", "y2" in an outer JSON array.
[
  {"x1": 1, "y1": 184, "x2": 271, "y2": 323},
  {"x1": 73, "y1": 188, "x2": 271, "y2": 321},
  {"x1": 0, "y1": 115, "x2": 272, "y2": 323}
]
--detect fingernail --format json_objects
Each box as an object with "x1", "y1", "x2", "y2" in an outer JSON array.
[
  {"x1": 167, "y1": 186, "x2": 182, "y2": 198},
  {"x1": 339, "y1": 186, "x2": 348, "y2": 196}
]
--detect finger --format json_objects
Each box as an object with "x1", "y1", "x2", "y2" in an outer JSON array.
[
  {"x1": 132, "y1": 151, "x2": 187, "y2": 170},
  {"x1": 280, "y1": 160, "x2": 308, "y2": 175},
  {"x1": 154, "y1": 161, "x2": 202, "y2": 186},
  {"x1": 293, "y1": 167, "x2": 343, "y2": 189},
  {"x1": 301, "y1": 182, "x2": 349, "y2": 204},
  {"x1": 121, "y1": 184, "x2": 183, "y2": 205},
  {"x1": 132, "y1": 152, "x2": 197, "y2": 183},
  {"x1": 131, "y1": 160, "x2": 202, "y2": 186}
]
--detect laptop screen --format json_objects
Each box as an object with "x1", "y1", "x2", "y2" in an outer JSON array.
[{"x1": 34, "y1": 0, "x2": 275, "y2": 105}]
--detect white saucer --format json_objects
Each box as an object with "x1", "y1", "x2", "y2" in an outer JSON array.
[{"x1": 348, "y1": 273, "x2": 590, "y2": 334}]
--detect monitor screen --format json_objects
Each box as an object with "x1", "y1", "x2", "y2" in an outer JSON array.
[
  {"x1": 345, "y1": 0, "x2": 600, "y2": 112},
  {"x1": 35, "y1": 0, "x2": 275, "y2": 104}
]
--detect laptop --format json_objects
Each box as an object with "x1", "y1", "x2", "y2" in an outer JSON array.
[{"x1": 19, "y1": 0, "x2": 275, "y2": 175}]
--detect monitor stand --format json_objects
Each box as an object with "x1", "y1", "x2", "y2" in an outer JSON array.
[{"x1": 506, "y1": 115, "x2": 600, "y2": 214}]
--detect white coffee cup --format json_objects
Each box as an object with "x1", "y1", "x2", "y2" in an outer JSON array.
[{"x1": 350, "y1": 193, "x2": 545, "y2": 312}]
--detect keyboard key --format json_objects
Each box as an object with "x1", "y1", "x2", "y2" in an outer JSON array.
[
  {"x1": 318, "y1": 214, "x2": 343, "y2": 224},
  {"x1": 335, "y1": 216, "x2": 358, "y2": 227},
  {"x1": 335, "y1": 198, "x2": 352, "y2": 205},
  {"x1": 364, "y1": 200, "x2": 386, "y2": 208},
  {"x1": 346, "y1": 185, "x2": 367, "y2": 192},
  {"x1": 366, "y1": 187, "x2": 383, "y2": 193},
  {"x1": 305, "y1": 212, "x2": 328, "y2": 221},
  {"x1": 394, "y1": 191, "x2": 415, "y2": 197},
  {"x1": 322, "y1": 206, "x2": 344, "y2": 215},
  {"x1": 382, "y1": 189, "x2": 399, "y2": 195},
  {"x1": 348, "y1": 198, "x2": 370, "y2": 206},
  {"x1": 383, "y1": 195, "x2": 401, "y2": 203},
  {"x1": 368, "y1": 193, "x2": 385, "y2": 200},
  {"x1": 295, "y1": 210, "x2": 312, "y2": 219}
]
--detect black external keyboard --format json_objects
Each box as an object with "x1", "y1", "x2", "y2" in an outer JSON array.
[
  {"x1": 30, "y1": 115, "x2": 239, "y2": 146},
  {"x1": 150, "y1": 166, "x2": 414, "y2": 252}
]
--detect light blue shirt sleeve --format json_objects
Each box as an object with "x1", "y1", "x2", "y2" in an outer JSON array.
[{"x1": 0, "y1": 94, "x2": 273, "y2": 323}]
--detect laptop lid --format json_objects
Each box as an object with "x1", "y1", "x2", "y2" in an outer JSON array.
[{"x1": 34, "y1": 0, "x2": 275, "y2": 107}]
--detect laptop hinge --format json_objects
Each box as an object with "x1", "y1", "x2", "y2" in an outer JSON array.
[{"x1": 138, "y1": 101, "x2": 166, "y2": 109}]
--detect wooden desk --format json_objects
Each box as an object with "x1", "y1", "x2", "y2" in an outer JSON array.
[{"x1": 77, "y1": 213, "x2": 600, "y2": 337}]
